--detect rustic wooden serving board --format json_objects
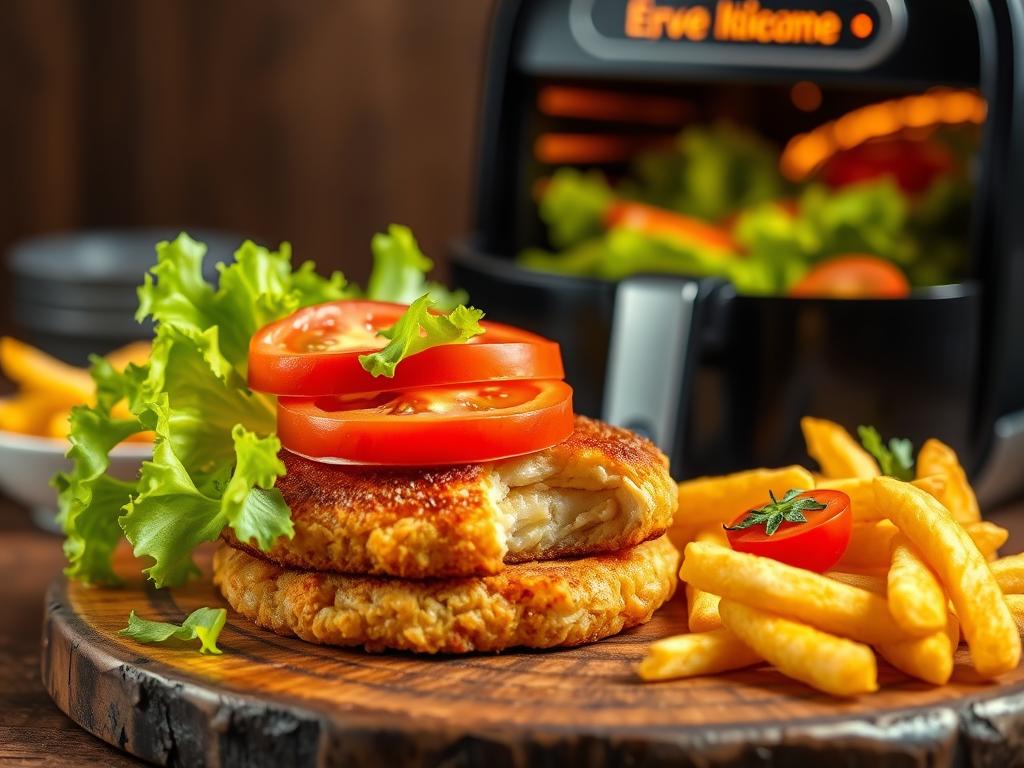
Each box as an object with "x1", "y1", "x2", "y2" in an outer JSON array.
[{"x1": 41, "y1": 547, "x2": 1024, "y2": 768}]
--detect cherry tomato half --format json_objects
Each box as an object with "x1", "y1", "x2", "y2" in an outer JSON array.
[
  {"x1": 789, "y1": 255, "x2": 911, "y2": 299},
  {"x1": 249, "y1": 301, "x2": 565, "y2": 397},
  {"x1": 725, "y1": 490, "x2": 852, "y2": 573},
  {"x1": 276, "y1": 379, "x2": 574, "y2": 466}
]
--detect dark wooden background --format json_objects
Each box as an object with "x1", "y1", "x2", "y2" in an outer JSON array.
[{"x1": 0, "y1": 0, "x2": 496, "y2": 291}]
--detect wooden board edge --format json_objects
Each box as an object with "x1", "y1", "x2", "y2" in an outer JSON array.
[{"x1": 38, "y1": 574, "x2": 1024, "y2": 767}]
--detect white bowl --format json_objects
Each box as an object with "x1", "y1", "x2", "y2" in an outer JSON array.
[{"x1": 0, "y1": 430, "x2": 151, "y2": 532}]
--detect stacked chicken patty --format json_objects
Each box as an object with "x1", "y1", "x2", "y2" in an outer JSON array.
[{"x1": 213, "y1": 416, "x2": 680, "y2": 653}]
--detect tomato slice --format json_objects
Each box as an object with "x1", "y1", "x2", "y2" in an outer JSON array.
[
  {"x1": 248, "y1": 301, "x2": 564, "y2": 396},
  {"x1": 276, "y1": 380, "x2": 574, "y2": 465},
  {"x1": 821, "y1": 138, "x2": 953, "y2": 195},
  {"x1": 604, "y1": 201, "x2": 738, "y2": 252},
  {"x1": 789, "y1": 255, "x2": 911, "y2": 299},
  {"x1": 725, "y1": 490, "x2": 852, "y2": 573}
]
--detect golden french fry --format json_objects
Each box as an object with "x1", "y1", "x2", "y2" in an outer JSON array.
[
  {"x1": 104, "y1": 340, "x2": 151, "y2": 371},
  {"x1": 873, "y1": 477, "x2": 1020, "y2": 677},
  {"x1": 887, "y1": 533, "x2": 947, "y2": 635},
  {"x1": 917, "y1": 438, "x2": 981, "y2": 523},
  {"x1": 991, "y1": 554, "x2": 1024, "y2": 594},
  {"x1": 0, "y1": 336, "x2": 93, "y2": 406},
  {"x1": 673, "y1": 465, "x2": 815, "y2": 542},
  {"x1": 638, "y1": 629, "x2": 761, "y2": 682},
  {"x1": 686, "y1": 528, "x2": 724, "y2": 632},
  {"x1": 1005, "y1": 594, "x2": 1024, "y2": 637},
  {"x1": 876, "y1": 614, "x2": 959, "y2": 686},
  {"x1": 964, "y1": 521, "x2": 1008, "y2": 561},
  {"x1": 827, "y1": 571, "x2": 886, "y2": 595},
  {"x1": 47, "y1": 408, "x2": 72, "y2": 438},
  {"x1": 0, "y1": 393, "x2": 61, "y2": 435},
  {"x1": 836, "y1": 520, "x2": 899, "y2": 570},
  {"x1": 819, "y1": 475, "x2": 945, "y2": 523},
  {"x1": 719, "y1": 600, "x2": 878, "y2": 696},
  {"x1": 801, "y1": 416, "x2": 880, "y2": 479},
  {"x1": 681, "y1": 541, "x2": 913, "y2": 645}
]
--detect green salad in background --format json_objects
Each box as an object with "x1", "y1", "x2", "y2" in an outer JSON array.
[{"x1": 521, "y1": 124, "x2": 975, "y2": 298}]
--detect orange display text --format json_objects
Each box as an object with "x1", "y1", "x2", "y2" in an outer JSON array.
[{"x1": 625, "y1": 0, "x2": 846, "y2": 46}]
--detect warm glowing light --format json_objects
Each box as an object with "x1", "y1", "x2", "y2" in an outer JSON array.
[
  {"x1": 780, "y1": 89, "x2": 987, "y2": 181},
  {"x1": 537, "y1": 87, "x2": 691, "y2": 126},
  {"x1": 790, "y1": 81, "x2": 823, "y2": 112},
  {"x1": 535, "y1": 133, "x2": 673, "y2": 164},
  {"x1": 850, "y1": 13, "x2": 874, "y2": 39}
]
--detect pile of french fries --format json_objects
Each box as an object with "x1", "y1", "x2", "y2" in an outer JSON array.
[
  {"x1": 641, "y1": 416, "x2": 1024, "y2": 697},
  {"x1": 0, "y1": 337, "x2": 151, "y2": 440}
]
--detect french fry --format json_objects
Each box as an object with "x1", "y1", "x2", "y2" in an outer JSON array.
[
  {"x1": 873, "y1": 477, "x2": 1020, "y2": 677},
  {"x1": 1005, "y1": 594, "x2": 1024, "y2": 637},
  {"x1": 638, "y1": 629, "x2": 761, "y2": 682},
  {"x1": 887, "y1": 534, "x2": 947, "y2": 635},
  {"x1": 991, "y1": 554, "x2": 1024, "y2": 594},
  {"x1": 0, "y1": 393, "x2": 59, "y2": 435},
  {"x1": 827, "y1": 571, "x2": 886, "y2": 595},
  {"x1": 836, "y1": 520, "x2": 899, "y2": 570},
  {"x1": 672, "y1": 465, "x2": 815, "y2": 545},
  {"x1": 104, "y1": 341, "x2": 151, "y2": 371},
  {"x1": 818, "y1": 475, "x2": 945, "y2": 523},
  {"x1": 964, "y1": 521, "x2": 1008, "y2": 561},
  {"x1": 686, "y1": 528, "x2": 724, "y2": 632},
  {"x1": 801, "y1": 416, "x2": 880, "y2": 479},
  {"x1": 876, "y1": 614, "x2": 959, "y2": 686},
  {"x1": 917, "y1": 438, "x2": 981, "y2": 523},
  {"x1": 47, "y1": 409, "x2": 72, "y2": 439},
  {"x1": 681, "y1": 541, "x2": 913, "y2": 644},
  {"x1": 0, "y1": 336, "x2": 93, "y2": 406},
  {"x1": 718, "y1": 600, "x2": 878, "y2": 696}
]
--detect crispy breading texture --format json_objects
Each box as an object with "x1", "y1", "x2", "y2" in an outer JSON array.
[
  {"x1": 214, "y1": 536, "x2": 680, "y2": 654},
  {"x1": 223, "y1": 416, "x2": 676, "y2": 578},
  {"x1": 873, "y1": 477, "x2": 1020, "y2": 677}
]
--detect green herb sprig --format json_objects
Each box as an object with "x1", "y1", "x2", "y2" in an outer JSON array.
[
  {"x1": 724, "y1": 489, "x2": 826, "y2": 536},
  {"x1": 858, "y1": 425, "x2": 914, "y2": 480}
]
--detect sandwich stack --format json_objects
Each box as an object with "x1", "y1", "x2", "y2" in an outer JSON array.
[{"x1": 214, "y1": 415, "x2": 680, "y2": 653}]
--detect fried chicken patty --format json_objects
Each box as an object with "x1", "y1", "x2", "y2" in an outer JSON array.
[
  {"x1": 213, "y1": 535, "x2": 679, "y2": 653},
  {"x1": 222, "y1": 416, "x2": 677, "y2": 578}
]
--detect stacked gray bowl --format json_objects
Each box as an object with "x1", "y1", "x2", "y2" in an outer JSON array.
[{"x1": 7, "y1": 229, "x2": 239, "y2": 364}]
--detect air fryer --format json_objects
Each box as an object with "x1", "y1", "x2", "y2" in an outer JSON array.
[{"x1": 452, "y1": 0, "x2": 1024, "y2": 505}]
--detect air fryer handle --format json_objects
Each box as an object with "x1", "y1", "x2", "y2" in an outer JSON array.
[{"x1": 602, "y1": 276, "x2": 723, "y2": 475}]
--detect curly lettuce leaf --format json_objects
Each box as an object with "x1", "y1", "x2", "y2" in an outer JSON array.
[
  {"x1": 539, "y1": 168, "x2": 614, "y2": 250},
  {"x1": 119, "y1": 606, "x2": 227, "y2": 654},
  {"x1": 120, "y1": 395, "x2": 290, "y2": 588},
  {"x1": 367, "y1": 224, "x2": 467, "y2": 310},
  {"x1": 54, "y1": 404, "x2": 147, "y2": 586},
  {"x1": 59, "y1": 228, "x2": 461, "y2": 589},
  {"x1": 359, "y1": 294, "x2": 485, "y2": 378},
  {"x1": 626, "y1": 124, "x2": 785, "y2": 221}
]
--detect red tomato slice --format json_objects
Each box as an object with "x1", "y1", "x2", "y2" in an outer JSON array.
[
  {"x1": 604, "y1": 201, "x2": 738, "y2": 252},
  {"x1": 821, "y1": 138, "x2": 953, "y2": 195},
  {"x1": 789, "y1": 255, "x2": 911, "y2": 299},
  {"x1": 248, "y1": 301, "x2": 564, "y2": 396},
  {"x1": 276, "y1": 380, "x2": 574, "y2": 465},
  {"x1": 725, "y1": 490, "x2": 852, "y2": 573}
]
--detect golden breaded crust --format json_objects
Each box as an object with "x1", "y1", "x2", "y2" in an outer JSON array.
[
  {"x1": 213, "y1": 535, "x2": 680, "y2": 653},
  {"x1": 222, "y1": 416, "x2": 676, "y2": 578}
]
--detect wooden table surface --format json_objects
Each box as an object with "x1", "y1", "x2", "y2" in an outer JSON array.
[{"x1": 4, "y1": 495, "x2": 1024, "y2": 767}]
